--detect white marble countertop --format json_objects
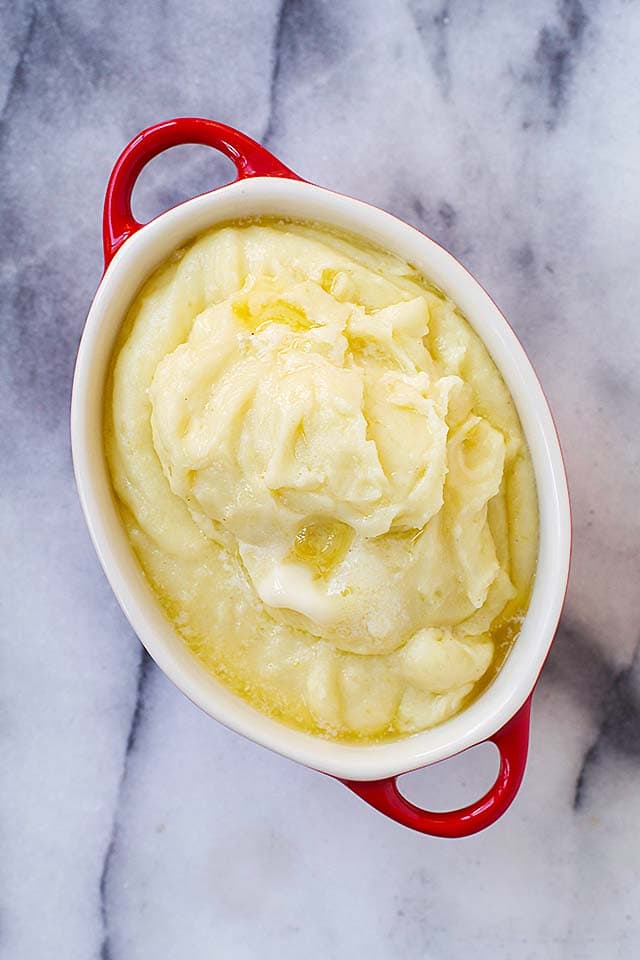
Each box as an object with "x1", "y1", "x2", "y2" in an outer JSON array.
[{"x1": 2, "y1": 0, "x2": 639, "y2": 957}]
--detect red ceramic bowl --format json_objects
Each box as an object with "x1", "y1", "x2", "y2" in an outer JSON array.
[{"x1": 72, "y1": 118, "x2": 571, "y2": 837}]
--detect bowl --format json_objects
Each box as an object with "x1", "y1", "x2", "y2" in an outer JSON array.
[{"x1": 71, "y1": 117, "x2": 571, "y2": 837}]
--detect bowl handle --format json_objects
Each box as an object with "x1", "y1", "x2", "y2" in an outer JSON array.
[
  {"x1": 341, "y1": 695, "x2": 532, "y2": 837},
  {"x1": 102, "y1": 117, "x2": 299, "y2": 267}
]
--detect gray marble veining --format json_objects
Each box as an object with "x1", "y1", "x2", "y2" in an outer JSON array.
[{"x1": 2, "y1": 0, "x2": 640, "y2": 957}]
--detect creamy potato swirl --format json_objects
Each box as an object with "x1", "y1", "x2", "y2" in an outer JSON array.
[{"x1": 106, "y1": 221, "x2": 538, "y2": 739}]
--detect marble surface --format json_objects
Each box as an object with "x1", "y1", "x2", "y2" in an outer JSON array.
[{"x1": 2, "y1": 0, "x2": 639, "y2": 956}]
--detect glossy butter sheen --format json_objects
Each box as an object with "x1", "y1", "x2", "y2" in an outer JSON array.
[{"x1": 105, "y1": 220, "x2": 538, "y2": 740}]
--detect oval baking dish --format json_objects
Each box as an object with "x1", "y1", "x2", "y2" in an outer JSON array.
[{"x1": 71, "y1": 117, "x2": 571, "y2": 837}]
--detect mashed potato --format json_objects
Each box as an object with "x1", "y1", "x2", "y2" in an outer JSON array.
[{"x1": 105, "y1": 220, "x2": 538, "y2": 740}]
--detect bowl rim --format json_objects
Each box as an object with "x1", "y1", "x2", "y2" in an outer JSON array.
[{"x1": 71, "y1": 175, "x2": 571, "y2": 780}]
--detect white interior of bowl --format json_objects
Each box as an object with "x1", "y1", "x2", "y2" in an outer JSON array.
[{"x1": 71, "y1": 177, "x2": 570, "y2": 780}]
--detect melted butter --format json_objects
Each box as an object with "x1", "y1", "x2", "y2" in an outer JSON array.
[
  {"x1": 291, "y1": 519, "x2": 354, "y2": 576},
  {"x1": 458, "y1": 608, "x2": 529, "y2": 721},
  {"x1": 320, "y1": 267, "x2": 356, "y2": 301},
  {"x1": 259, "y1": 300, "x2": 311, "y2": 332},
  {"x1": 232, "y1": 276, "x2": 312, "y2": 334}
]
